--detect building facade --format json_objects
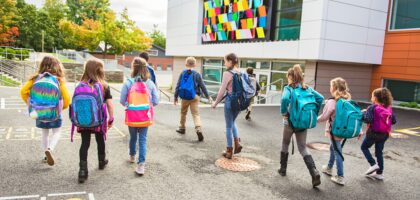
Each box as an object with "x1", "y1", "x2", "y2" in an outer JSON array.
[{"x1": 167, "y1": 0, "x2": 418, "y2": 104}]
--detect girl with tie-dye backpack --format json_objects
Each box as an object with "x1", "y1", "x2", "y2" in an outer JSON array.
[
  {"x1": 20, "y1": 56, "x2": 71, "y2": 166},
  {"x1": 120, "y1": 57, "x2": 158, "y2": 176}
]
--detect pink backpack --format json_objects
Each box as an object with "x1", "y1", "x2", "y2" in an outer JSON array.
[
  {"x1": 125, "y1": 79, "x2": 154, "y2": 127},
  {"x1": 372, "y1": 105, "x2": 392, "y2": 134}
]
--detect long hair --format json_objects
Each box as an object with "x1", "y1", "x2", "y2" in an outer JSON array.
[
  {"x1": 373, "y1": 88, "x2": 393, "y2": 107},
  {"x1": 287, "y1": 64, "x2": 305, "y2": 89},
  {"x1": 131, "y1": 57, "x2": 150, "y2": 81},
  {"x1": 30, "y1": 56, "x2": 64, "y2": 81},
  {"x1": 225, "y1": 53, "x2": 238, "y2": 70},
  {"x1": 80, "y1": 58, "x2": 107, "y2": 87},
  {"x1": 330, "y1": 77, "x2": 351, "y2": 100}
]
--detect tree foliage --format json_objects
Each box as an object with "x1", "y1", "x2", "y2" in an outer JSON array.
[
  {"x1": 148, "y1": 24, "x2": 166, "y2": 49},
  {"x1": 0, "y1": 0, "x2": 20, "y2": 46}
]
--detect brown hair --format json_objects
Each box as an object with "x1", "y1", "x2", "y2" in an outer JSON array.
[
  {"x1": 330, "y1": 77, "x2": 351, "y2": 100},
  {"x1": 287, "y1": 64, "x2": 305, "y2": 88},
  {"x1": 225, "y1": 53, "x2": 238, "y2": 70},
  {"x1": 30, "y1": 56, "x2": 64, "y2": 81},
  {"x1": 246, "y1": 67, "x2": 254, "y2": 75},
  {"x1": 80, "y1": 58, "x2": 107, "y2": 87},
  {"x1": 139, "y1": 52, "x2": 149, "y2": 62},
  {"x1": 131, "y1": 57, "x2": 150, "y2": 81},
  {"x1": 373, "y1": 88, "x2": 393, "y2": 107}
]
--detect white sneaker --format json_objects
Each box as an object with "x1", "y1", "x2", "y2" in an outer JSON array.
[
  {"x1": 135, "y1": 163, "x2": 145, "y2": 176},
  {"x1": 365, "y1": 164, "x2": 379, "y2": 175},
  {"x1": 322, "y1": 165, "x2": 333, "y2": 176},
  {"x1": 331, "y1": 175, "x2": 345, "y2": 186},
  {"x1": 129, "y1": 156, "x2": 135, "y2": 163},
  {"x1": 366, "y1": 172, "x2": 384, "y2": 180}
]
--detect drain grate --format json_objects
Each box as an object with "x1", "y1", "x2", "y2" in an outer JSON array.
[
  {"x1": 215, "y1": 157, "x2": 261, "y2": 172},
  {"x1": 306, "y1": 142, "x2": 330, "y2": 152}
]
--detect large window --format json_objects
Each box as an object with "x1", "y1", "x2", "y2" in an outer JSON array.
[
  {"x1": 270, "y1": 62, "x2": 304, "y2": 92},
  {"x1": 240, "y1": 60, "x2": 270, "y2": 70},
  {"x1": 390, "y1": 0, "x2": 420, "y2": 30},
  {"x1": 274, "y1": 0, "x2": 303, "y2": 41},
  {"x1": 384, "y1": 79, "x2": 420, "y2": 103},
  {"x1": 202, "y1": 59, "x2": 225, "y2": 95}
]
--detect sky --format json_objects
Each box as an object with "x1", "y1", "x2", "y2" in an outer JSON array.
[{"x1": 25, "y1": 0, "x2": 168, "y2": 35}]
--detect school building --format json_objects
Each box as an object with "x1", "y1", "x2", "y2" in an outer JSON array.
[{"x1": 166, "y1": 0, "x2": 420, "y2": 104}]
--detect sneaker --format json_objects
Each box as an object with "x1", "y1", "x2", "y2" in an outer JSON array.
[
  {"x1": 129, "y1": 156, "x2": 135, "y2": 163},
  {"x1": 331, "y1": 175, "x2": 345, "y2": 186},
  {"x1": 176, "y1": 128, "x2": 186, "y2": 134},
  {"x1": 45, "y1": 150, "x2": 55, "y2": 166},
  {"x1": 366, "y1": 172, "x2": 384, "y2": 180},
  {"x1": 365, "y1": 164, "x2": 379, "y2": 175},
  {"x1": 135, "y1": 163, "x2": 145, "y2": 176},
  {"x1": 322, "y1": 165, "x2": 333, "y2": 176}
]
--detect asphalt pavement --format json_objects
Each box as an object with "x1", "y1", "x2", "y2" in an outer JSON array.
[{"x1": 0, "y1": 86, "x2": 419, "y2": 200}]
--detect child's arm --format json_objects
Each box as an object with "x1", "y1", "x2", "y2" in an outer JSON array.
[
  {"x1": 149, "y1": 81, "x2": 159, "y2": 107},
  {"x1": 119, "y1": 81, "x2": 130, "y2": 107},
  {"x1": 312, "y1": 88, "x2": 325, "y2": 112},
  {"x1": 174, "y1": 73, "x2": 182, "y2": 104},
  {"x1": 317, "y1": 99, "x2": 334, "y2": 122},
  {"x1": 20, "y1": 80, "x2": 34, "y2": 105},
  {"x1": 391, "y1": 113, "x2": 397, "y2": 125},
  {"x1": 59, "y1": 79, "x2": 71, "y2": 109},
  {"x1": 197, "y1": 73, "x2": 210, "y2": 100},
  {"x1": 280, "y1": 87, "x2": 291, "y2": 116},
  {"x1": 362, "y1": 105, "x2": 375, "y2": 124}
]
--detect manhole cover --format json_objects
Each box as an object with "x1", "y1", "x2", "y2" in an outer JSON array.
[
  {"x1": 390, "y1": 133, "x2": 409, "y2": 139},
  {"x1": 215, "y1": 157, "x2": 261, "y2": 172},
  {"x1": 307, "y1": 142, "x2": 330, "y2": 151}
]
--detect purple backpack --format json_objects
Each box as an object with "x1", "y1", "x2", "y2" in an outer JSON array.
[
  {"x1": 69, "y1": 81, "x2": 107, "y2": 142},
  {"x1": 372, "y1": 105, "x2": 393, "y2": 134}
]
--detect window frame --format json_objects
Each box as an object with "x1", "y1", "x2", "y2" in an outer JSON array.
[
  {"x1": 272, "y1": 0, "x2": 303, "y2": 41},
  {"x1": 388, "y1": 0, "x2": 420, "y2": 31}
]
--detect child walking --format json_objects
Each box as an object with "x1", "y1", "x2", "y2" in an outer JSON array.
[
  {"x1": 245, "y1": 67, "x2": 261, "y2": 121},
  {"x1": 361, "y1": 88, "x2": 396, "y2": 180},
  {"x1": 71, "y1": 59, "x2": 114, "y2": 183},
  {"x1": 174, "y1": 57, "x2": 211, "y2": 141},
  {"x1": 212, "y1": 53, "x2": 243, "y2": 159},
  {"x1": 20, "y1": 56, "x2": 70, "y2": 166},
  {"x1": 317, "y1": 77, "x2": 352, "y2": 185},
  {"x1": 278, "y1": 64, "x2": 324, "y2": 187},
  {"x1": 120, "y1": 57, "x2": 158, "y2": 176}
]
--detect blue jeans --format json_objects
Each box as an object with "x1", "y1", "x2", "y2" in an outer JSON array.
[
  {"x1": 361, "y1": 130, "x2": 388, "y2": 174},
  {"x1": 128, "y1": 127, "x2": 148, "y2": 164},
  {"x1": 328, "y1": 140, "x2": 344, "y2": 177},
  {"x1": 224, "y1": 95, "x2": 240, "y2": 148}
]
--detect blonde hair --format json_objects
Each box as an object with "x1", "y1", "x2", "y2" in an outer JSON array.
[
  {"x1": 131, "y1": 57, "x2": 150, "y2": 81},
  {"x1": 330, "y1": 77, "x2": 351, "y2": 100},
  {"x1": 287, "y1": 64, "x2": 305, "y2": 88},
  {"x1": 80, "y1": 58, "x2": 107, "y2": 87},
  {"x1": 185, "y1": 57, "x2": 196, "y2": 67},
  {"x1": 31, "y1": 56, "x2": 64, "y2": 81}
]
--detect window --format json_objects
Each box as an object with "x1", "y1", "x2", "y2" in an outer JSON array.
[
  {"x1": 270, "y1": 62, "x2": 304, "y2": 91},
  {"x1": 384, "y1": 79, "x2": 420, "y2": 103},
  {"x1": 157, "y1": 64, "x2": 162, "y2": 71},
  {"x1": 390, "y1": 0, "x2": 420, "y2": 30},
  {"x1": 240, "y1": 60, "x2": 270, "y2": 70},
  {"x1": 167, "y1": 64, "x2": 172, "y2": 71},
  {"x1": 202, "y1": 59, "x2": 225, "y2": 96},
  {"x1": 148, "y1": 50, "x2": 158, "y2": 56},
  {"x1": 274, "y1": 0, "x2": 303, "y2": 41}
]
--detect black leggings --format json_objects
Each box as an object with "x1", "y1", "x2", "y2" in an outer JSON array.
[{"x1": 79, "y1": 132, "x2": 105, "y2": 161}]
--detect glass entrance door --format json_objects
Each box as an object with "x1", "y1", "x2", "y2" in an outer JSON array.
[{"x1": 256, "y1": 72, "x2": 269, "y2": 104}]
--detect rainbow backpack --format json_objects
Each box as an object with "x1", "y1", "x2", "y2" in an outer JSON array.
[
  {"x1": 29, "y1": 73, "x2": 62, "y2": 122},
  {"x1": 125, "y1": 78, "x2": 154, "y2": 127}
]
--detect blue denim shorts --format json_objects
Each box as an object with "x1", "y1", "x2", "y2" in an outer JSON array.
[{"x1": 36, "y1": 119, "x2": 62, "y2": 129}]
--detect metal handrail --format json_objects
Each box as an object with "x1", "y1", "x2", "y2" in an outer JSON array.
[{"x1": 159, "y1": 88, "x2": 171, "y2": 102}]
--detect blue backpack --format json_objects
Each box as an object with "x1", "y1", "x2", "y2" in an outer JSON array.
[
  {"x1": 287, "y1": 86, "x2": 320, "y2": 130},
  {"x1": 332, "y1": 99, "x2": 363, "y2": 139},
  {"x1": 178, "y1": 70, "x2": 196, "y2": 100},
  {"x1": 229, "y1": 71, "x2": 255, "y2": 112}
]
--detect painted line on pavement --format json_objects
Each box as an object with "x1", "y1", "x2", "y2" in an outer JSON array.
[
  {"x1": 6, "y1": 127, "x2": 11, "y2": 140},
  {"x1": 88, "y1": 193, "x2": 95, "y2": 200},
  {"x1": 0, "y1": 195, "x2": 39, "y2": 200},
  {"x1": 47, "y1": 191, "x2": 86, "y2": 197},
  {"x1": 0, "y1": 98, "x2": 5, "y2": 109},
  {"x1": 39, "y1": 197, "x2": 46, "y2": 200},
  {"x1": 395, "y1": 127, "x2": 420, "y2": 137}
]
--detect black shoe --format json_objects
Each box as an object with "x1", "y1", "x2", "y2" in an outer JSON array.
[
  {"x1": 98, "y1": 154, "x2": 108, "y2": 170},
  {"x1": 278, "y1": 152, "x2": 289, "y2": 176},
  {"x1": 196, "y1": 130, "x2": 204, "y2": 142},
  {"x1": 245, "y1": 110, "x2": 251, "y2": 120},
  {"x1": 78, "y1": 161, "x2": 88, "y2": 183},
  {"x1": 176, "y1": 128, "x2": 186, "y2": 134},
  {"x1": 304, "y1": 155, "x2": 321, "y2": 187}
]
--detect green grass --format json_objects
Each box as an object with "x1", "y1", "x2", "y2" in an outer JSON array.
[
  {"x1": 399, "y1": 102, "x2": 420, "y2": 109},
  {"x1": 0, "y1": 75, "x2": 20, "y2": 87}
]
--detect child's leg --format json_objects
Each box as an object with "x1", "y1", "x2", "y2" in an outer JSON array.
[
  {"x1": 179, "y1": 100, "x2": 190, "y2": 129},
  {"x1": 281, "y1": 125, "x2": 294, "y2": 153},
  {"x1": 332, "y1": 140, "x2": 344, "y2": 177},
  {"x1": 138, "y1": 127, "x2": 149, "y2": 164},
  {"x1": 128, "y1": 127, "x2": 138, "y2": 156},
  {"x1": 41, "y1": 129, "x2": 50, "y2": 151},
  {"x1": 295, "y1": 130, "x2": 310, "y2": 157},
  {"x1": 48, "y1": 128, "x2": 61, "y2": 151},
  {"x1": 374, "y1": 136, "x2": 388, "y2": 174},
  {"x1": 224, "y1": 107, "x2": 234, "y2": 148},
  {"x1": 361, "y1": 135, "x2": 376, "y2": 166},
  {"x1": 79, "y1": 132, "x2": 91, "y2": 161},
  {"x1": 95, "y1": 133, "x2": 106, "y2": 157},
  {"x1": 190, "y1": 96, "x2": 202, "y2": 131},
  {"x1": 328, "y1": 143, "x2": 336, "y2": 169}
]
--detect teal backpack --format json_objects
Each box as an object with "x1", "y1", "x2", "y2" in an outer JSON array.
[
  {"x1": 331, "y1": 99, "x2": 363, "y2": 139},
  {"x1": 287, "y1": 86, "x2": 321, "y2": 130}
]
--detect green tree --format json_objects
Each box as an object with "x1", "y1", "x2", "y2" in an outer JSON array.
[
  {"x1": 148, "y1": 24, "x2": 166, "y2": 48},
  {"x1": 0, "y1": 0, "x2": 20, "y2": 46},
  {"x1": 66, "y1": 0, "x2": 110, "y2": 25}
]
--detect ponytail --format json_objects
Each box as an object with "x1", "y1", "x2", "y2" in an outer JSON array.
[{"x1": 287, "y1": 64, "x2": 305, "y2": 89}]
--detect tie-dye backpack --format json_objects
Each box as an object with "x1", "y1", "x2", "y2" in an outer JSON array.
[
  {"x1": 125, "y1": 78, "x2": 154, "y2": 127},
  {"x1": 29, "y1": 73, "x2": 62, "y2": 122},
  {"x1": 69, "y1": 81, "x2": 107, "y2": 141}
]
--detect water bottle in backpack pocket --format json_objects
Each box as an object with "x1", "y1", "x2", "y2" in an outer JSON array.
[
  {"x1": 372, "y1": 105, "x2": 392, "y2": 134},
  {"x1": 287, "y1": 86, "x2": 320, "y2": 130},
  {"x1": 125, "y1": 78, "x2": 154, "y2": 127},
  {"x1": 331, "y1": 99, "x2": 363, "y2": 139},
  {"x1": 29, "y1": 73, "x2": 62, "y2": 122},
  {"x1": 178, "y1": 70, "x2": 196, "y2": 100},
  {"x1": 70, "y1": 82, "x2": 105, "y2": 128}
]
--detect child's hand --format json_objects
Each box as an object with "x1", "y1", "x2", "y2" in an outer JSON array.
[
  {"x1": 362, "y1": 109, "x2": 367, "y2": 112},
  {"x1": 211, "y1": 102, "x2": 217, "y2": 109},
  {"x1": 108, "y1": 117, "x2": 114, "y2": 130},
  {"x1": 174, "y1": 100, "x2": 178, "y2": 106}
]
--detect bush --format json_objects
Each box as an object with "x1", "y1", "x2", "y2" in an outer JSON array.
[
  {"x1": 399, "y1": 102, "x2": 419, "y2": 109},
  {"x1": 5, "y1": 49, "x2": 15, "y2": 60}
]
